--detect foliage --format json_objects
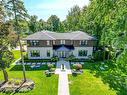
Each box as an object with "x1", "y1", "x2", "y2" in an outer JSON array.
[
  {"x1": 73, "y1": 64, "x2": 82, "y2": 70},
  {"x1": 66, "y1": 5, "x2": 82, "y2": 31},
  {"x1": 8, "y1": 78, "x2": 14, "y2": 84},
  {"x1": 14, "y1": 79, "x2": 22, "y2": 85},
  {"x1": 47, "y1": 15, "x2": 61, "y2": 31},
  {"x1": 0, "y1": 65, "x2": 58, "y2": 95},
  {"x1": 65, "y1": 55, "x2": 75, "y2": 61},
  {"x1": 47, "y1": 64, "x2": 54, "y2": 69},
  {"x1": 93, "y1": 50, "x2": 104, "y2": 61},
  {"x1": 51, "y1": 56, "x2": 59, "y2": 62},
  {"x1": 28, "y1": 15, "x2": 39, "y2": 33}
]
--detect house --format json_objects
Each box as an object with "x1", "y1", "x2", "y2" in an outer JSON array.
[{"x1": 24, "y1": 30, "x2": 96, "y2": 59}]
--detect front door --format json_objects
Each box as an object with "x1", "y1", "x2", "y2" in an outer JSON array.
[{"x1": 58, "y1": 51, "x2": 66, "y2": 58}]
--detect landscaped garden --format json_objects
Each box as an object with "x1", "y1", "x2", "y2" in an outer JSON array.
[
  {"x1": 0, "y1": 65, "x2": 58, "y2": 95},
  {"x1": 69, "y1": 62, "x2": 117, "y2": 95},
  {"x1": 0, "y1": 50, "x2": 58, "y2": 95}
]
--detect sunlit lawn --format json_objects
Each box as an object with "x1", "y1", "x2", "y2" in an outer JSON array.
[
  {"x1": 0, "y1": 65, "x2": 58, "y2": 95},
  {"x1": 11, "y1": 50, "x2": 26, "y2": 61},
  {"x1": 69, "y1": 64, "x2": 117, "y2": 95},
  {"x1": 0, "y1": 50, "x2": 58, "y2": 95}
]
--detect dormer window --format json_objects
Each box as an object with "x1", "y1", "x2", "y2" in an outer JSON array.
[{"x1": 80, "y1": 40, "x2": 87, "y2": 46}]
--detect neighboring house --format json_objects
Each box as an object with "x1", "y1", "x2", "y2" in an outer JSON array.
[{"x1": 24, "y1": 30, "x2": 96, "y2": 59}]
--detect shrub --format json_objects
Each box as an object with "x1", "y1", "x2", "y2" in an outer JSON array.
[
  {"x1": 73, "y1": 64, "x2": 82, "y2": 70},
  {"x1": 93, "y1": 50, "x2": 104, "y2": 61},
  {"x1": 44, "y1": 70, "x2": 51, "y2": 77},
  {"x1": 65, "y1": 55, "x2": 75, "y2": 61},
  {"x1": 51, "y1": 56, "x2": 59, "y2": 62},
  {"x1": 47, "y1": 64, "x2": 54, "y2": 70},
  {"x1": 8, "y1": 78, "x2": 14, "y2": 84},
  {"x1": 14, "y1": 79, "x2": 22, "y2": 85}
]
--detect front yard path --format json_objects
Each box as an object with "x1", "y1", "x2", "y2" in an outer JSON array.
[{"x1": 55, "y1": 60, "x2": 71, "y2": 95}]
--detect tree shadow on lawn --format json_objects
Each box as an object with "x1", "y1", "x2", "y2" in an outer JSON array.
[
  {"x1": 9, "y1": 65, "x2": 48, "y2": 71},
  {"x1": 83, "y1": 62, "x2": 127, "y2": 95}
]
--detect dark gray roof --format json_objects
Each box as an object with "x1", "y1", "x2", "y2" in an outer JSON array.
[{"x1": 24, "y1": 30, "x2": 95, "y2": 40}]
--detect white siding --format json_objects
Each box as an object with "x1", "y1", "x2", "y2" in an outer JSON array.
[
  {"x1": 27, "y1": 47, "x2": 93, "y2": 59},
  {"x1": 73, "y1": 47, "x2": 93, "y2": 59},
  {"x1": 28, "y1": 47, "x2": 53, "y2": 59}
]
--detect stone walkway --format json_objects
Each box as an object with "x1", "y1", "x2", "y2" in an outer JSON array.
[{"x1": 55, "y1": 60, "x2": 71, "y2": 95}]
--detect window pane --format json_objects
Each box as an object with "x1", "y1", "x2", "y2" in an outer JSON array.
[
  {"x1": 30, "y1": 50, "x2": 40, "y2": 57},
  {"x1": 47, "y1": 50, "x2": 50, "y2": 57}
]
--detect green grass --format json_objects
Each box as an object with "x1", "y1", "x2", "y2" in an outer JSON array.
[
  {"x1": 11, "y1": 50, "x2": 26, "y2": 61},
  {"x1": 0, "y1": 65, "x2": 58, "y2": 95},
  {"x1": 69, "y1": 63, "x2": 117, "y2": 95},
  {"x1": 0, "y1": 50, "x2": 58, "y2": 95}
]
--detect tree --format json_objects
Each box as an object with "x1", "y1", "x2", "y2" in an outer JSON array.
[
  {"x1": 28, "y1": 15, "x2": 39, "y2": 33},
  {"x1": 0, "y1": 5, "x2": 17, "y2": 81},
  {"x1": 47, "y1": 15, "x2": 60, "y2": 31},
  {"x1": 6, "y1": 0, "x2": 29, "y2": 82},
  {"x1": 66, "y1": 5, "x2": 81, "y2": 31},
  {"x1": 38, "y1": 19, "x2": 45, "y2": 31}
]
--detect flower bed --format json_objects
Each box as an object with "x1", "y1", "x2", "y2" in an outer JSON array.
[{"x1": 0, "y1": 79, "x2": 34, "y2": 93}]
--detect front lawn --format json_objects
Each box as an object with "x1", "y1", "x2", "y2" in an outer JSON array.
[
  {"x1": 0, "y1": 65, "x2": 58, "y2": 95},
  {"x1": 69, "y1": 63, "x2": 117, "y2": 95},
  {"x1": 11, "y1": 50, "x2": 26, "y2": 61}
]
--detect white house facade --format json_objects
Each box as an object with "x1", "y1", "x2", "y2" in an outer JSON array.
[{"x1": 24, "y1": 30, "x2": 96, "y2": 59}]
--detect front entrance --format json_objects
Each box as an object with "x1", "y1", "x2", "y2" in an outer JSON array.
[{"x1": 58, "y1": 51, "x2": 67, "y2": 58}]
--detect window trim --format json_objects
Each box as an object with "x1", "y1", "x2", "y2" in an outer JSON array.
[
  {"x1": 47, "y1": 50, "x2": 50, "y2": 57},
  {"x1": 30, "y1": 40, "x2": 39, "y2": 46},
  {"x1": 47, "y1": 40, "x2": 50, "y2": 45},
  {"x1": 78, "y1": 50, "x2": 88, "y2": 57},
  {"x1": 80, "y1": 40, "x2": 87, "y2": 46},
  {"x1": 30, "y1": 50, "x2": 40, "y2": 57},
  {"x1": 61, "y1": 40, "x2": 65, "y2": 44},
  {"x1": 53, "y1": 40, "x2": 55, "y2": 45}
]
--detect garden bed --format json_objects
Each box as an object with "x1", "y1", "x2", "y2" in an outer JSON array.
[
  {"x1": 0, "y1": 79, "x2": 34, "y2": 93},
  {"x1": 69, "y1": 58, "x2": 92, "y2": 62}
]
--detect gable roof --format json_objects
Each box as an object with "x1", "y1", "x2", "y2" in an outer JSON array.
[{"x1": 24, "y1": 30, "x2": 95, "y2": 40}]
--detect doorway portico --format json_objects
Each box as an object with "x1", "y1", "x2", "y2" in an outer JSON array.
[{"x1": 53, "y1": 45, "x2": 74, "y2": 58}]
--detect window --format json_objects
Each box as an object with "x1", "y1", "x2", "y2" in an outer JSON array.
[
  {"x1": 30, "y1": 50, "x2": 40, "y2": 57},
  {"x1": 47, "y1": 41, "x2": 50, "y2": 45},
  {"x1": 53, "y1": 41, "x2": 55, "y2": 45},
  {"x1": 30, "y1": 40, "x2": 39, "y2": 46},
  {"x1": 78, "y1": 50, "x2": 87, "y2": 56},
  {"x1": 80, "y1": 40, "x2": 87, "y2": 46},
  {"x1": 61, "y1": 40, "x2": 65, "y2": 44},
  {"x1": 47, "y1": 50, "x2": 50, "y2": 57}
]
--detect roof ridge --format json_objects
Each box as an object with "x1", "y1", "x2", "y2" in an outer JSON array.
[{"x1": 43, "y1": 31, "x2": 56, "y2": 40}]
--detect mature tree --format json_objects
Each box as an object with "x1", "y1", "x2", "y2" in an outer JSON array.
[
  {"x1": 66, "y1": 5, "x2": 81, "y2": 31},
  {"x1": 6, "y1": 0, "x2": 29, "y2": 82},
  {"x1": 28, "y1": 15, "x2": 39, "y2": 33},
  {"x1": 38, "y1": 19, "x2": 45, "y2": 31},
  {"x1": 47, "y1": 15, "x2": 60, "y2": 31},
  {"x1": 0, "y1": 23, "x2": 16, "y2": 82},
  {"x1": 0, "y1": 3, "x2": 17, "y2": 82}
]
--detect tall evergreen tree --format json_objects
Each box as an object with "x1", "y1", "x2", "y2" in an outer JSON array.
[{"x1": 6, "y1": 0, "x2": 29, "y2": 82}]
